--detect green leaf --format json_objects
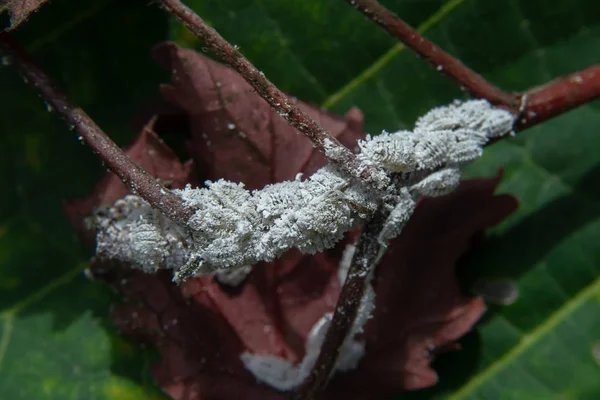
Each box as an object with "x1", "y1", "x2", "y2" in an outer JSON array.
[{"x1": 1, "y1": 0, "x2": 599, "y2": 399}]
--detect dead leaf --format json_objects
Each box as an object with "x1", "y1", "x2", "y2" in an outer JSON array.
[
  {"x1": 89, "y1": 174, "x2": 516, "y2": 400},
  {"x1": 68, "y1": 43, "x2": 519, "y2": 400}
]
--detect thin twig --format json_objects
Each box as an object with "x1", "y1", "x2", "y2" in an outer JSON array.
[
  {"x1": 157, "y1": 0, "x2": 388, "y2": 190},
  {"x1": 292, "y1": 206, "x2": 389, "y2": 400},
  {"x1": 345, "y1": 0, "x2": 600, "y2": 131},
  {"x1": 516, "y1": 65, "x2": 600, "y2": 130},
  {"x1": 0, "y1": 32, "x2": 195, "y2": 224},
  {"x1": 344, "y1": 0, "x2": 519, "y2": 108}
]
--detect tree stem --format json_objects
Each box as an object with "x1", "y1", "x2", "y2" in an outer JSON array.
[
  {"x1": 292, "y1": 206, "x2": 389, "y2": 399},
  {"x1": 0, "y1": 32, "x2": 195, "y2": 224},
  {"x1": 515, "y1": 65, "x2": 600, "y2": 130}
]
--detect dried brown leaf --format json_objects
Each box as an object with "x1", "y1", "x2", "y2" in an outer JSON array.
[
  {"x1": 69, "y1": 44, "x2": 519, "y2": 400},
  {"x1": 94, "y1": 174, "x2": 516, "y2": 400}
]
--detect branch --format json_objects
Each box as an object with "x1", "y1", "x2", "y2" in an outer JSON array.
[
  {"x1": 157, "y1": 0, "x2": 388, "y2": 190},
  {"x1": 345, "y1": 0, "x2": 600, "y2": 133},
  {"x1": 515, "y1": 65, "x2": 600, "y2": 130},
  {"x1": 0, "y1": 32, "x2": 195, "y2": 224},
  {"x1": 292, "y1": 206, "x2": 389, "y2": 400},
  {"x1": 344, "y1": 0, "x2": 519, "y2": 108}
]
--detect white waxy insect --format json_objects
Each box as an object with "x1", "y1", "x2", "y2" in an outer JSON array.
[{"x1": 93, "y1": 99, "x2": 514, "y2": 283}]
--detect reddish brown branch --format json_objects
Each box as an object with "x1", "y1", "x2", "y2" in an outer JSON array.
[
  {"x1": 516, "y1": 65, "x2": 600, "y2": 130},
  {"x1": 0, "y1": 32, "x2": 195, "y2": 224},
  {"x1": 292, "y1": 207, "x2": 388, "y2": 400},
  {"x1": 158, "y1": 0, "x2": 388, "y2": 190},
  {"x1": 347, "y1": 0, "x2": 600, "y2": 133},
  {"x1": 344, "y1": 0, "x2": 519, "y2": 108}
]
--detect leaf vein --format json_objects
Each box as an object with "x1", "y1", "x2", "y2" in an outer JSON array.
[
  {"x1": 0, "y1": 264, "x2": 84, "y2": 317},
  {"x1": 447, "y1": 277, "x2": 600, "y2": 399},
  {"x1": 321, "y1": 0, "x2": 467, "y2": 109}
]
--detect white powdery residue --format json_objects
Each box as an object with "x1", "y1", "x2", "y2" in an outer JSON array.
[
  {"x1": 359, "y1": 126, "x2": 477, "y2": 172},
  {"x1": 324, "y1": 137, "x2": 392, "y2": 190},
  {"x1": 241, "y1": 314, "x2": 332, "y2": 391},
  {"x1": 323, "y1": 138, "x2": 347, "y2": 163},
  {"x1": 170, "y1": 180, "x2": 257, "y2": 277},
  {"x1": 336, "y1": 243, "x2": 376, "y2": 372},
  {"x1": 94, "y1": 165, "x2": 378, "y2": 281},
  {"x1": 377, "y1": 188, "x2": 416, "y2": 247},
  {"x1": 215, "y1": 265, "x2": 253, "y2": 287},
  {"x1": 414, "y1": 99, "x2": 514, "y2": 139},
  {"x1": 94, "y1": 196, "x2": 191, "y2": 273},
  {"x1": 359, "y1": 127, "x2": 483, "y2": 172},
  {"x1": 360, "y1": 100, "x2": 514, "y2": 173},
  {"x1": 358, "y1": 130, "x2": 417, "y2": 172},
  {"x1": 337, "y1": 243, "x2": 356, "y2": 285},
  {"x1": 93, "y1": 99, "x2": 515, "y2": 283},
  {"x1": 241, "y1": 242, "x2": 375, "y2": 390},
  {"x1": 408, "y1": 167, "x2": 462, "y2": 198}
]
